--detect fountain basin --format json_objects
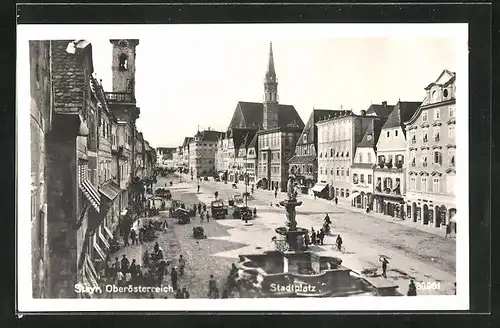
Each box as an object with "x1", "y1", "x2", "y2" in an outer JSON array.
[{"x1": 235, "y1": 251, "x2": 389, "y2": 297}]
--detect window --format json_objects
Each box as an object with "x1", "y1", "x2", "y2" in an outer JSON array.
[
  {"x1": 302, "y1": 134, "x2": 307, "y2": 143},
  {"x1": 358, "y1": 153, "x2": 363, "y2": 163},
  {"x1": 411, "y1": 177, "x2": 416, "y2": 190},
  {"x1": 118, "y1": 53, "x2": 128, "y2": 71},
  {"x1": 360, "y1": 174, "x2": 365, "y2": 183},
  {"x1": 433, "y1": 127, "x2": 440, "y2": 141},
  {"x1": 330, "y1": 148, "x2": 333, "y2": 157},
  {"x1": 346, "y1": 168, "x2": 349, "y2": 176},
  {"x1": 341, "y1": 189, "x2": 345, "y2": 197},
  {"x1": 395, "y1": 130, "x2": 398, "y2": 137},
  {"x1": 341, "y1": 167, "x2": 344, "y2": 176},
  {"x1": 367, "y1": 153, "x2": 372, "y2": 163},
  {"x1": 384, "y1": 177, "x2": 393, "y2": 190},
  {"x1": 433, "y1": 177, "x2": 440, "y2": 193},
  {"x1": 330, "y1": 168, "x2": 333, "y2": 175},
  {"x1": 449, "y1": 106, "x2": 455, "y2": 118},
  {"x1": 387, "y1": 131, "x2": 390, "y2": 138},
  {"x1": 448, "y1": 148, "x2": 456, "y2": 166},
  {"x1": 421, "y1": 177, "x2": 427, "y2": 191},
  {"x1": 320, "y1": 167, "x2": 323, "y2": 175},
  {"x1": 368, "y1": 174, "x2": 372, "y2": 184},
  {"x1": 336, "y1": 167, "x2": 339, "y2": 176},
  {"x1": 448, "y1": 125, "x2": 455, "y2": 139},
  {"x1": 353, "y1": 174, "x2": 359, "y2": 184},
  {"x1": 423, "y1": 129, "x2": 428, "y2": 143},
  {"x1": 422, "y1": 110, "x2": 428, "y2": 122},
  {"x1": 411, "y1": 157, "x2": 416, "y2": 167},
  {"x1": 435, "y1": 108, "x2": 441, "y2": 120},
  {"x1": 434, "y1": 151, "x2": 442, "y2": 165},
  {"x1": 346, "y1": 151, "x2": 349, "y2": 157},
  {"x1": 346, "y1": 189, "x2": 350, "y2": 198},
  {"x1": 443, "y1": 89, "x2": 449, "y2": 98}
]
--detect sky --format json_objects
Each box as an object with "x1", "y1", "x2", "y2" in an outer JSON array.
[{"x1": 85, "y1": 25, "x2": 463, "y2": 148}]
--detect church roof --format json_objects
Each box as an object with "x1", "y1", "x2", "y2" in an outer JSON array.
[
  {"x1": 266, "y1": 42, "x2": 276, "y2": 77},
  {"x1": 228, "y1": 128, "x2": 257, "y2": 150},
  {"x1": 248, "y1": 133, "x2": 258, "y2": 148},
  {"x1": 228, "y1": 101, "x2": 304, "y2": 130},
  {"x1": 382, "y1": 101, "x2": 421, "y2": 130}
]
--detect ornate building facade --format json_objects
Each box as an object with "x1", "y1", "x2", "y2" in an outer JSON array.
[{"x1": 404, "y1": 70, "x2": 457, "y2": 229}]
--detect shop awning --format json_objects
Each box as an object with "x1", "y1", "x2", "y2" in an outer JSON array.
[
  {"x1": 84, "y1": 255, "x2": 99, "y2": 289},
  {"x1": 311, "y1": 183, "x2": 328, "y2": 193},
  {"x1": 348, "y1": 191, "x2": 361, "y2": 201},
  {"x1": 99, "y1": 181, "x2": 121, "y2": 201},
  {"x1": 98, "y1": 227, "x2": 110, "y2": 249},
  {"x1": 103, "y1": 226, "x2": 114, "y2": 240},
  {"x1": 288, "y1": 155, "x2": 316, "y2": 164},
  {"x1": 93, "y1": 241, "x2": 106, "y2": 261},
  {"x1": 79, "y1": 179, "x2": 100, "y2": 212}
]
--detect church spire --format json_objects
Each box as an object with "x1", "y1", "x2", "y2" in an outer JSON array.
[{"x1": 266, "y1": 42, "x2": 276, "y2": 78}]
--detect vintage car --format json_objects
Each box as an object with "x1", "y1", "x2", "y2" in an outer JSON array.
[
  {"x1": 211, "y1": 200, "x2": 228, "y2": 219},
  {"x1": 149, "y1": 196, "x2": 164, "y2": 210},
  {"x1": 172, "y1": 208, "x2": 191, "y2": 224},
  {"x1": 232, "y1": 203, "x2": 253, "y2": 220},
  {"x1": 155, "y1": 188, "x2": 172, "y2": 200},
  {"x1": 233, "y1": 194, "x2": 244, "y2": 204}
]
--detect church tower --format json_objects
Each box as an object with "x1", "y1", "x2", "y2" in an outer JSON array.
[
  {"x1": 263, "y1": 42, "x2": 279, "y2": 130},
  {"x1": 110, "y1": 39, "x2": 139, "y2": 94}
]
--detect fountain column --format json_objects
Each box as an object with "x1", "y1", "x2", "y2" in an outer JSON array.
[{"x1": 275, "y1": 175, "x2": 307, "y2": 252}]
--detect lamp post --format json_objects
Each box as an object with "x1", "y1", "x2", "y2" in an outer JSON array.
[{"x1": 245, "y1": 153, "x2": 248, "y2": 208}]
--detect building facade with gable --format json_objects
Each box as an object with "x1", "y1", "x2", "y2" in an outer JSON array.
[
  {"x1": 350, "y1": 117, "x2": 387, "y2": 209},
  {"x1": 372, "y1": 101, "x2": 421, "y2": 218},
  {"x1": 289, "y1": 109, "x2": 342, "y2": 195},
  {"x1": 404, "y1": 70, "x2": 457, "y2": 229}
]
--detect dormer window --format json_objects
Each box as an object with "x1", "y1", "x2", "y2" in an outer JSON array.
[{"x1": 118, "y1": 53, "x2": 128, "y2": 71}]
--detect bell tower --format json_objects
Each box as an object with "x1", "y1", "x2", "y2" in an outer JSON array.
[
  {"x1": 263, "y1": 42, "x2": 279, "y2": 130},
  {"x1": 110, "y1": 39, "x2": 139, "y2": 94}
]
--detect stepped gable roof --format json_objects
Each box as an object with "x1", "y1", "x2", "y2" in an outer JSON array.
[
  {"x1": 228, "y1": 101, "x2": 304, "y2": 130},
  {"x1": 382, "y1": 101, "x2": 421, "y2": 130},
  {"x1": 296, "y1": 109, "x2": 343, "y2": 147},
  {"x1": 365, "y1": 103, "x2": 395, "y2": 117}
]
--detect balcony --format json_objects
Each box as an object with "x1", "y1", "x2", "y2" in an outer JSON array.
[{"x1": 105, "y1": 92, "x2": 136, "y2": 104}]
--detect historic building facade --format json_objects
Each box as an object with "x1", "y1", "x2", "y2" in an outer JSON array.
[
  {"x1": 350, "y1": 118, "x2": 386, "y2": 209},
  {"x1": 246, "y1": 134, "x2": 259, "y2": 185},
  {"x1": 404, "y1": 70, "x2": 457, "y2": 229},
  {"x1": 315, "y1": 110, "x2": 384, "y2": 201},
  {"x1": 289, "y1": 109, "x2": 340, "y2": 195},
  {"x1": 372, "y1": 101, "x2": 421, "y2": 218},
  {"x1": 189, "y1": 129, "x2": 224, "y2": 178}
]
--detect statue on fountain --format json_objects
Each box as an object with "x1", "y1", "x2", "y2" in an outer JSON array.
[{"x1": 280, "y1": 175, "x2": 302, "y2": 232}]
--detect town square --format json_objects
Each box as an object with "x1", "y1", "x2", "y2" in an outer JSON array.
[{"x1": 26, "y1": 29, "x2": 460, "y2": 301}]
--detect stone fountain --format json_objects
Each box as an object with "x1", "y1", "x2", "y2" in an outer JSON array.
[{"x1": 275, "y1": 175, "x2": 308, "y2": 252}]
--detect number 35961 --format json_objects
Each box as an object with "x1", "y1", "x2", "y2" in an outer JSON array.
[{"x1": 416, "y1": 282, "x2": 441, "y2": 290}]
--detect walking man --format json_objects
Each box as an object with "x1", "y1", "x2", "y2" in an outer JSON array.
[
  {"x1": 171, "y1": 267, "x2": 178, "y2": 291},
  {"x1": 335, "y1": 197, "x2": 338, "y2": 205},
  {"x1": 407, "y1": 279, "x2": 417, "y2": 296},
  {"x1": 379, "y1": 257, "x2": 389, "y2": 279},
  {"x1": 445, "y1": 224, "x2": 452, "y2": 238},
  {"x1": 130, "y1": 229, "x2": 137, "y2": 245},
  {"x1": 208, "y1": 274, "x2": 218, "y2": 299},
  {"x1": 274, "y1": 188, "x2": 278, "y2": 199},
  {"x1": 178, "y1": 255, "x2": 186, "y2": 276}
]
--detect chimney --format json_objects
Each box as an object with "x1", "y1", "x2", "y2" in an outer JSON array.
[
  {"x1": 360, "y1": 110, "x2": 367, "y2": 116},
  {"x1": 382, "y1": 101, "x2": 387, "y2": 108}
]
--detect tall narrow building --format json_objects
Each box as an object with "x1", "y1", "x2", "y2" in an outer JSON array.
[{"x1": 263, "y1": 42, "x2": 279, "y2": 130}]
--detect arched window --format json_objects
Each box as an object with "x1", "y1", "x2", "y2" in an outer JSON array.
[{"x1": 118, "y1": 53, "x2": 128, "y2": 71}]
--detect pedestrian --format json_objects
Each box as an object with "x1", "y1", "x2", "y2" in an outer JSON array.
[
  {"x1": 304, "y1": 232, "x2": 310, "y2": 248},
  {"x1": 318, "y1": 229, "x2": 325, "y2": 245},
  {"x1": 175, "y1": 288, "x2": 183, "y2": 299},
  {"x1": 171, "y1": 267, "x2": 178, "y2": 291},
  {"x1": 130, "y1": 229, "x2": 137, "y2": 245},
  {"x1": 143, "y1": 250, "x2": 150, "y2": 268},
  {"x1": 445, "y1": 224, "x2": 452, "y2": 238},
  {"x1": 253, "y1": 207, "x2": 257, "y2": 217},
  {"x1": 113, "y1": 257, "x2": 121, "y2": 276},
  {"x1": 208, "y1": 274, "x2": 217, "y2": 298},
  {"x1": 157, "y1": 262, "x2": 165, "y2": 287},
  {"x1": 379, "y1": 257, "x2": 389, "y2": 278},
  {"x1": 198, "y1": 203, "x2": 202, "y2": 214},
  {"x1": 200, "y1": 211, "x2": 204, "y2": 223},
  {"x1": 120, "y1": 255, "x2": 130, "y2": 275},
  {"x1": 138, "y1": 227, "x2": 144, "y2": 244},
  {"x1": 206, "y1": 211, "x2": 210, "y2": 222},
  {"x1": 123, "y1": 230, "x2": 130, "y2": 247},
  {"x1": 314, "y1": 192, "x2": 317, "y2": 200},
  {"x1": 311, "y1": 229, "x2": 316, "y2": 245},
  {"x1": 197, "y1": 185, "x2": 200, "y2": 193},
  {"x1": 178, "y1": 255, "x2": 186, "y2": 276},
  {"x1": 334, "y1": 197, "x2": 338, "y2": 205},
  {"x1": 203, "y1": 203, "x2": 207, "y2": 212},
  {"x1": 129, "y1": 259, "x2": 138, "y2": 281},
  {"x1": 182, "y1": 287, "x2": 190, "y2": 299},
  {"x1": 407, "y1": 279, "x2": 417, "y2": 296},
  {"x1": 274, "y1": 189, "x2": 278, "y2": 199}
]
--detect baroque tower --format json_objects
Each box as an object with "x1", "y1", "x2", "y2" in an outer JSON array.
[
  {"x1": 110, "y1": 39, "x2": 139, "y2": 94},
  {"x1": 263, "y1": 42, "x2": 279, "y2": 130}
]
